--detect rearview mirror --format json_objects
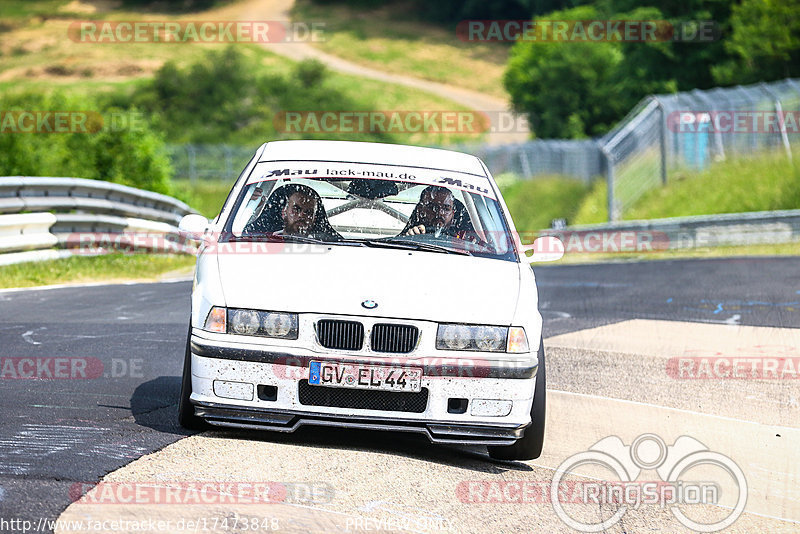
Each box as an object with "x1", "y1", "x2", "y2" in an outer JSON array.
[
  {"x1": 178, "y1": 214, "x2": 210, "y2": 241},
  {"x1": 521, "y1": 236, "x2": 564, "y2": 263}
]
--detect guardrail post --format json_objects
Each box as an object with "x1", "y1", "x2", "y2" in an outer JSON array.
[
  {"x1": 517, "y1": 145, "x2": 531, "y2": 179},
  {"x1": 761, "y1": 83, "x2": 793, "y2": 162},
  {"x1": 187, "y1": 145, "x2": 197, "y2": 186},
  {"x1": 601, "y1": 144, "x2": 617, "y2": 222},
  {"x1": 655, "y1": 99, "x2": 668, "y2": 185}
]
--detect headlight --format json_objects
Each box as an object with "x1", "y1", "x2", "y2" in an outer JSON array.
[
  {"x1": 475, "y1": 326, "x2": 505, "y2": 352},
  {"x1": 439, "y1": 324, "x2": 471, "y2": 350},
  {"x1": 263, "y1": 312, "x2": 296, "y2": 337},
  {"x1": 226, "y1": 308, "x2": 298, "y2": 339},
  {"x1": 436, "y1": 324, "x2": 507, "y2": 352},
  {"x1": 231, "y1": 309, "x2": 259, "y2": 335}
]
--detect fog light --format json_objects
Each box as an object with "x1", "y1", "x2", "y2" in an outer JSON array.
[
  {"x1": 470, "y1": 399, "x2": 512, "y2": 417},
  {"x1": 213, "y1": 380, "x2": 254, "y2": 401}
]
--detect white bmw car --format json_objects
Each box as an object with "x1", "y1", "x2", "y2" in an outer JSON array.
[{"x1": 178, "y1": 140, "x2": 562, "y2": 461}]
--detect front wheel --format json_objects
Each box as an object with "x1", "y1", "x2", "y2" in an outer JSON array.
[
  {"x1": 178, "y1": 326, "x2": 209, "y2": 430},
  {"x1": 488, "y1": 337, "x2": 546, "y2": 461}
]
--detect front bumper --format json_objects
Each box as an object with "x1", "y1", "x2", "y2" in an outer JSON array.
[{"x1": 188, "y1": 332, "x2": 539, "y2": 446}]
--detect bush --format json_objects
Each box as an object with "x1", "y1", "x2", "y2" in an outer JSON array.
[
  {"x1": 120, "y1": 0, "x2": 234, "y2": 12},
  {"x1": 294, "y1": 59, "x2": 328, "y2": 88},
  {"x1": 129, "y1": 46, "x2": 390, "y2": 145},
  {"x1": 0, "y1": 92, "x2": 173, "y2": 194}
]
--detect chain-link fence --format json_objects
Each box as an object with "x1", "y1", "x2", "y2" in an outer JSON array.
[
  {"x1": 453, "y1": 139, "x2": 603, "y2": 183},
  {"x1": 167, "y1": 144, "x2": 256, "y2": 183},
  {"x1": 602, "y1": 78, "x2": 800, "y2": 220}
]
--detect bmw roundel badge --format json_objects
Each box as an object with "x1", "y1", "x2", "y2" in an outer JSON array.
[{"x1": 361, "y1": 299, "x2": 378, "y2": 309}]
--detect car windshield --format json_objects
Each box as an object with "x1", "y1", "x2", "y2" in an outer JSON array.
[{"x1": 222, "y1": 161, "x2": 518, "y2": 261}]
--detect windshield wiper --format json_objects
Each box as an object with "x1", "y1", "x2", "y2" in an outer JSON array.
[
  {"x1": 228, "y1": 234, "x2": 363, "y2": 246},
  {"x1": 227, "y1": 234, "x2": 283, "y2": 243},
  {"x1": 364, "y1": 238, "x2": 470, "y2": 255}
]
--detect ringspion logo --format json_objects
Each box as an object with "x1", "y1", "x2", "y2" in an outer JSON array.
[{"x1": 550, "y1": 434, "x2": 747, "y2": 532}]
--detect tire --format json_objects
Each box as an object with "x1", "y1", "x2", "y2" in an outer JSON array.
[
  {"x1": 488, "y1": 337, "x2": 546, "y2": 461},
  {"x1": 178, "y1": 326, "x2": 210, "y2": 430}
]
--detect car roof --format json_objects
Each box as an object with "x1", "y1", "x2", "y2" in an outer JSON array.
[{"x1": 259, "y1": 140, "x2": 488, "y2": 177}]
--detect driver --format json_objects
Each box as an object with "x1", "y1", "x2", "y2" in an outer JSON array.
[{"x1": 403, "y1": 186, "x2": 456, "y2": 236}]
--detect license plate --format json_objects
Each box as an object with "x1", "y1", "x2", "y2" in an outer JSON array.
[{"x1": 308, "y1": 361, "x2": 422, "y2": 393}]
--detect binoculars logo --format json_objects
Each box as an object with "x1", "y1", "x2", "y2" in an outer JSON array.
[{"x1": 551, "y1": 433, "x2": 748, "y2": 532}]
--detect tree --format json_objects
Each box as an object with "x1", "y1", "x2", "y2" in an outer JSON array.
[
  {"x1": 504, "y1": 6, "x2": 635, "y2": 138},
  {"x1": 713, "y1": 0, "x2": 800, "y2": 84}
]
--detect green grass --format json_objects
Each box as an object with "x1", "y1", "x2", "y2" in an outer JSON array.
[
  {"x1": 0, "y1": 254, "x2": 196, "y2": 289},
  {"x1": 499, "y1": 175, "x2": 590, "y2": 233},
  {"x1": 572, "y1": 179, "x2": 608, "y2": 224},
  {"x1": 0, "y1": 0, "x2": 73, "y2": 20},
  {"x1": 625, "y1": 151, "x2": 800, "y2": 220},
  {"x1": 291, "y1": 0, "x2": 510, "y2": 99},
  {"x1": 572, "y1": 151, "x2": 800, "y2": 225},
  {"x1": 172, "y1": 179, "x2": 234, "y2": 218}
]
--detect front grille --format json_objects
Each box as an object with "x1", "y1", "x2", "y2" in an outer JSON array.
[
  {"x1": 298, "y1": 381, "x2": 428, "y2": 413},
  {"x1": 316, "y1": 320, "x2": 364, "y2": 351},
  {"x1": 370, "y1": 323, "x2": 419, "y2": 353}
]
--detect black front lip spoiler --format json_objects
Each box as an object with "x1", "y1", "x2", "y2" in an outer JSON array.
[
  {"x1": 192, "y1": 401, "x2": 526, "y2": 446},
  {"x1": 190, "y1": 338, "x2": 537, "y2": 379}
]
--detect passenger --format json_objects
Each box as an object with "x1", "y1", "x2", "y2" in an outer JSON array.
[{"x1": 244, "y1": 184, "x2": 341, "y2": 240}]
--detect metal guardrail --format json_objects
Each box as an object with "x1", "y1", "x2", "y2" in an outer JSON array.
[
  {"x1": 0, "y1": 213, "x2": 58, "y2": 254},
  {"x1": 0, "y1": 177, "x2": 196, "y2": 265},
  {"x1": 0, "y1": 177, "x2": 193, "y2": 224},
  {"x1": 541, "y1": 209, "x2": 800, "y2": 253}
]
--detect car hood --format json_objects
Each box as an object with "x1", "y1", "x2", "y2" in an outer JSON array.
[{"x1": 215, "y1": 244, "x2": 522, "y2": 324}]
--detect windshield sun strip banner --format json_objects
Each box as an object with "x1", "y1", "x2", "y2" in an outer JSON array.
[{"x1": 244, "y1": 162, "x2": 497, "y2": 200}]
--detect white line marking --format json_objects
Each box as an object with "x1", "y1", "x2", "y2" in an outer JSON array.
[
  {"x1": 0, "y1": 485, "x2": 5, "y2": 502},
  {"x1": 550, "y1": 388, "x2": 800, "y2": 431},
  {"x1": 725, "y1": 314, "x2": 742, "y2": 325},
  {"x1": 543, "y1": 311, "x2": 571, "y2": 318},
  {"x1": 22, "y1": 330, "x2": 41, "y2": 345}
]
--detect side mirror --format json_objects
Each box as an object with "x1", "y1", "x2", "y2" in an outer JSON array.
[
  {"x1": 521, "y1": 236, "x2": 564, "y2": 263},
  {"x1": 178, "y1": 214, "x2": 210, "y2": 241}
]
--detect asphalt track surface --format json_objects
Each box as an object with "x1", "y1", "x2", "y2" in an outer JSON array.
[{"x1": 0, "y1": 256, "x2": 798, "y2": 532}]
